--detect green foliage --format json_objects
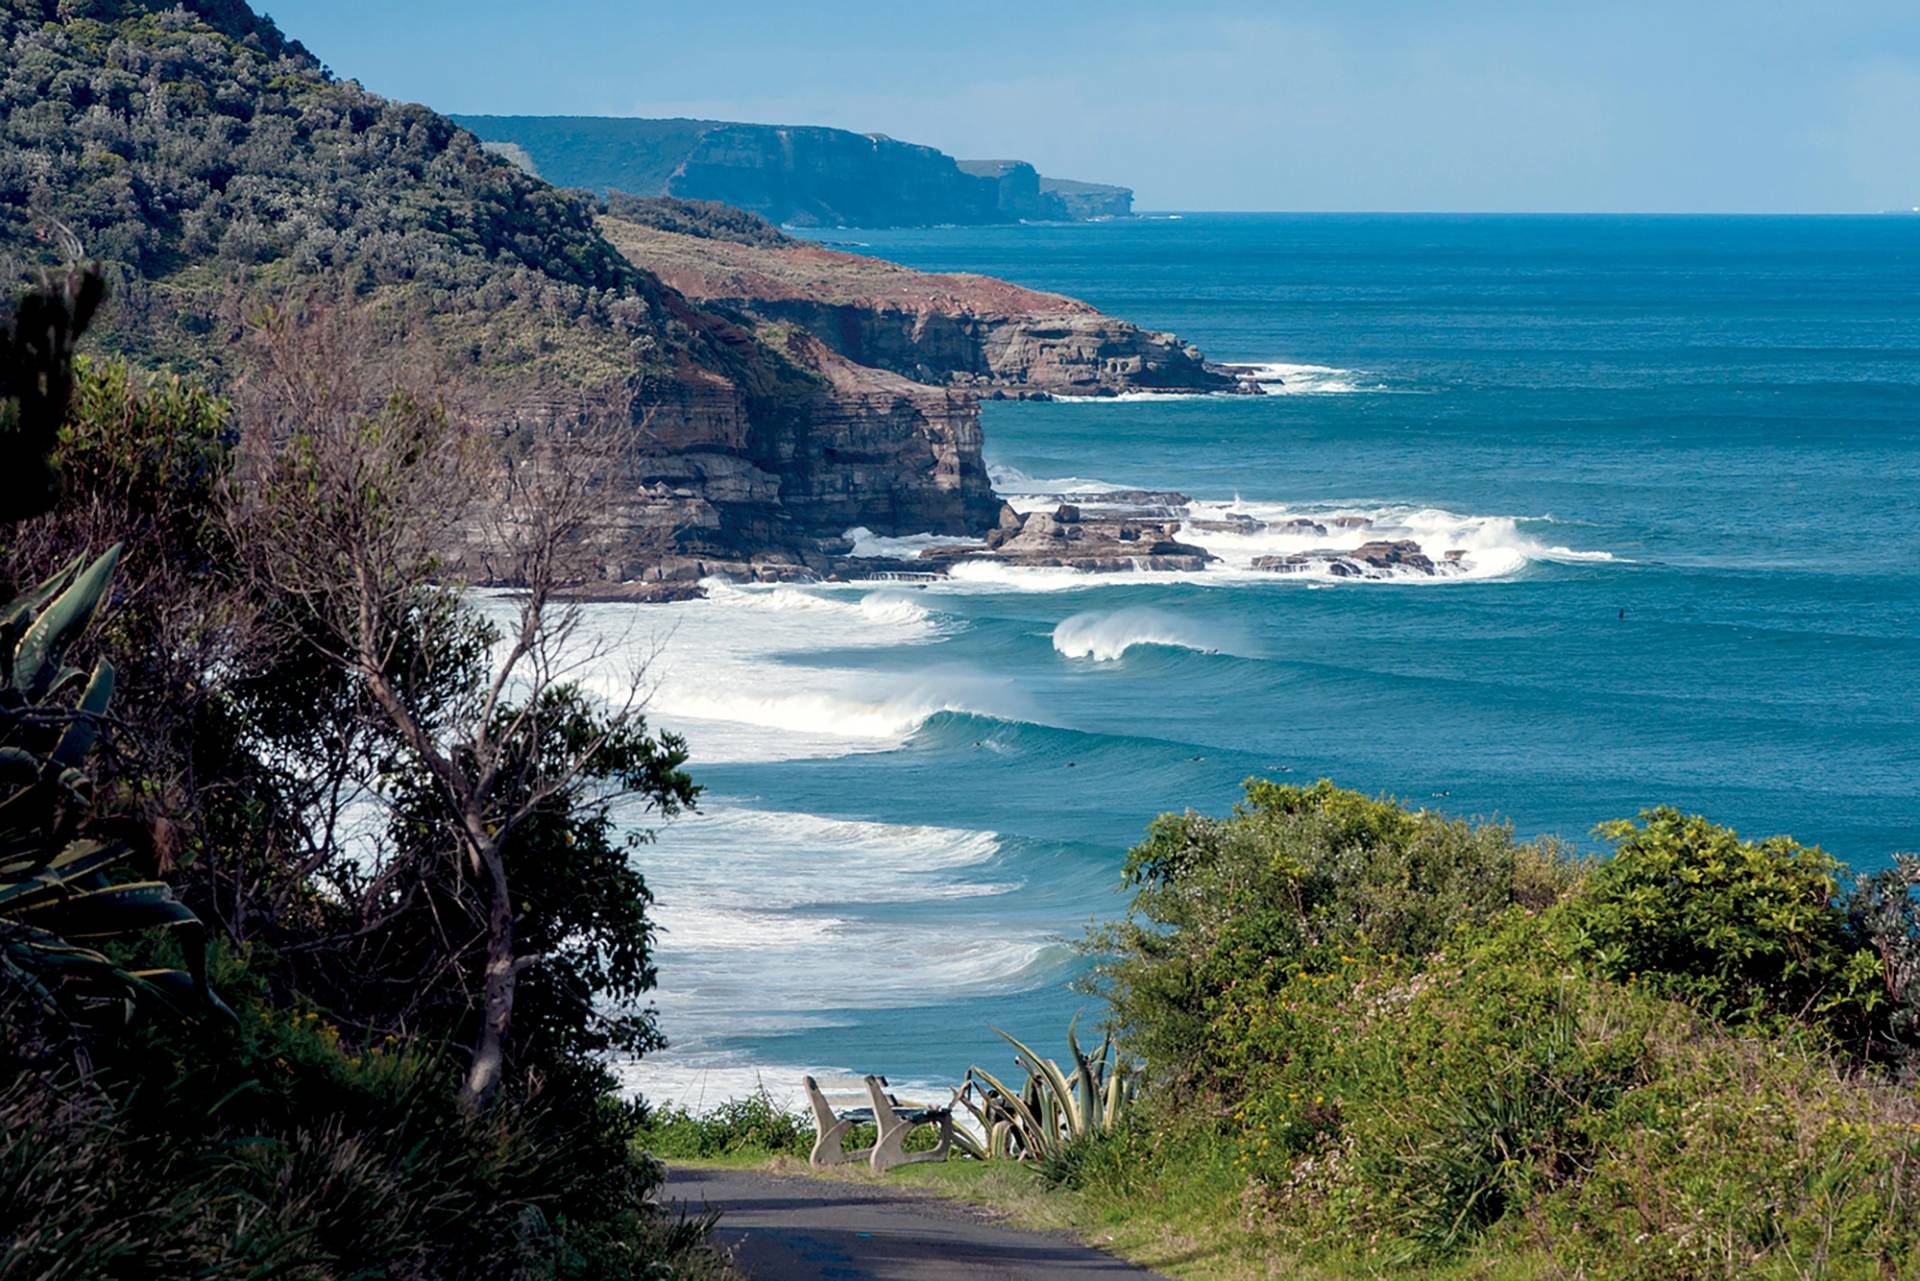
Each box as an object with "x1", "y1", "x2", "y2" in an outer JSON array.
[
  {"x1": 1844, "y1": 854, "x2": 1920, "y2": 1054},
  {"x1": 0, "y1": 965, "x2": 729, "y2": 1280},
  {"x1": 1092, "y1": 778, "x2": 1573, "y2": 1100},
  {"x1": 0, "y1": 239, "x2": 721, "y2": 1273},
  {"x1": 602, "y1": 193, "x2": 797, "y2": 248},
  {"x1": 329, "y1": 627, "x2": 698, "y2": 1099},
  {"x1": 0, "y1": 3, "x2": 685, "y2": 381},
  {"x1": 638, "y1": 1087, "x2": 814, "y2": 1160},
  {"x1": 1081, "y1": 783, "x2": 1920, "y2": 1277},
  {"x1": 0, "y1": 545, "x2": 225, "y2": 1049},
  {"x1": 955, "y1": 1018, "x2": 1138, "y2": 1173},
  {"x1": 1566, "y1": 808, "x2": 1884, "y2": 1048}
]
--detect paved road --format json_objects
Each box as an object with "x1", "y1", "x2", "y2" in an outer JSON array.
[{"x1": 666, "y1": 1165, "x2": 1168, "y2": 1280}]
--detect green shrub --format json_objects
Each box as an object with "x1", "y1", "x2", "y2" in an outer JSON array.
[
  {"x1": 638, "y1": 1087, "x2": 813, "y2": 1160},
  {"x1": 1091, "y1": 779, "x2": 1575, "y2": 1101},
  {"x1": 0, "y1": 966, "x2": 730, "y2": 1280},
  {"x1": 1551, "y1": 1030, "x2": 1920, "y2": 1280},
  {"x1": 1565, "y1": 808, "x2": 1883, "y2": 1049},
  {"x1": 1087, "y1": 787, "x2": 1920, "y2": 1275},
  {"x1": 1844, "y1": 854, "x2": 1920, "y2": 1057}
]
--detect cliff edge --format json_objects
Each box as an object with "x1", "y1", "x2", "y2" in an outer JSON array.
[
  {"x1": 453, "y1": 115, "x2": 1133, "y2": 227},
  {"x1": 599, "y1": 198, "x2": 1243, "y2": 399}
]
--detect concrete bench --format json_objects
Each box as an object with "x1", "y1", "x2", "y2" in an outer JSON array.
[{"x1": 802, "y1": 1074, "x2": 953, "y2": 1174}]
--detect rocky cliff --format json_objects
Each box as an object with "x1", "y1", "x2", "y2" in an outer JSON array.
[
  {"x1": 453, "y1": 115, "x2": 1132, "y2": 227},
  {"x1": 956, "y1": 162, "x2": 1134, "y2": 221},
  {"x1": 0, "y1": 2, "x2": 1000, "y2": 583},
  {"x1": 5, "y1": 2, "x2": 1230, "y2": 593},
  {"x1": 603, "y1": 312, "x2": 999, "y2": 582},
  {"x1": 598, "y1": 202, "x2": 1242, "y2": 399}
]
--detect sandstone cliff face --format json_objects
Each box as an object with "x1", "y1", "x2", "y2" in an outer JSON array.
[
  {"x1": 757, "y1": 298, "x2": 1226, "y2": 396},
  {"x1": 671, "y1": 125, "x2": 999, "y2": 228},
  {"x1": 473, "y1": 315, "x2": 997, "y2": 584},
  {"x1": 956, "y1": 162, "x2": 1135, "y2": 221},
  {"x1": 1037, "y1": 176, "x2": 1134, "y2": 220},
  {"x1": 598, "y1": 215, "x2": 1240, "y2": 398},
  {"x1": 454, "y1": 115, "x2": 1132, "y2": 227}
]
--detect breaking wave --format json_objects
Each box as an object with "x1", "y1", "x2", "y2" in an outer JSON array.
[
  {"x1": 1178, "y1": 499, "x2": 1616, "y2": 583},
  {"x1": 1234, "y1": 361, "x2": 1385, "y2": 395},
  {"x1": 649, "y1": 673, "x2": 1017, "y2": 758},
  {"x1": 844, "y1": 526, "x2": 982, "y2": 559},
  {"x1": 1052, "y1": 608, "x2": 1227, "y2": 662},
  {"x1": 618, "y1": 800, "x2": 1067, "y2": 1111}
]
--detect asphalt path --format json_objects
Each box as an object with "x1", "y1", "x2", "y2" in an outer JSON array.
[{"x1": 666, "y1": 1164, "x2": 1170, "y2": 1280}]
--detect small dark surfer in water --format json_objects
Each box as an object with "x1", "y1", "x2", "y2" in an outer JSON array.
[{"x1": 1619, "y1": 607, "x2": 1627, "y2": 619}]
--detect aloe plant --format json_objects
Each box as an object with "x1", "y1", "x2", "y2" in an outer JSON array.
[
  {"x1": 0, "y1": 546, "x2": 225, "y2": 1032},
  {"x1": 952, "y1": 1015, "x2": 1138, "y2": 1162}
]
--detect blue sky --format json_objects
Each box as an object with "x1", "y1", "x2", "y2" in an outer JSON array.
[{"x1": 264, "y1": 1, "x2": 1919, "y2": 213}]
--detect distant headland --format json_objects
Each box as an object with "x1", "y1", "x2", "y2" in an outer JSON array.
[{"x1": 451, "y1": 115, "x2": 1134, "y2": 227}]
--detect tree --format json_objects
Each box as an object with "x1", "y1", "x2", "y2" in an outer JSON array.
[
  {"x1": 230, "y1": 303, "x2": 692, "y2": 1111},
  {"x1": 0, "y1": 262, "x2": 105, "y2": 522}
]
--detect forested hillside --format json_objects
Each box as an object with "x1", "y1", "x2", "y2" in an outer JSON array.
[
  {"x1": 0, "y1": 0, "x2": 1007, "y2": 578},
  {"x1": 0, "y1": 0, "x2": 697, "y2": 383}
]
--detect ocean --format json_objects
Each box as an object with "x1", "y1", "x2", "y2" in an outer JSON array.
[{"x1": 595, "y1": 213, "x2": 1920, "y2": 1111}]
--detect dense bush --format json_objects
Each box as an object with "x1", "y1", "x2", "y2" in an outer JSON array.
[
  {"x1": 1, "y1": 969, "x2": 727, "y2": 1280},
  {"x1": 639, "y1": 1088, "x2": 815, "y2": 1160},
  {"x1": 602, "y1": 193, "x2": 797, "y2": 248},
  {"x1": 0, "y1": 273, "x2": 727, "y2": 1274},
  {"x1": 1092, "y1": 778, "x2": 1573, "y2": 1100},
  {"x1": 0, "y1": 0, "x2": 769, "y2": 387},
  {"x1": 1565, "y1": 808, "x2": 1885, "y2": 1048},
  {"x1": 1089, "y1": 781, "x2": 1920, "y2": 1277}
]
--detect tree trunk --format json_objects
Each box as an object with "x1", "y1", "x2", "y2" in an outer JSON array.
[{"x1": 460, "y1": 844, "x2": 517, "y2": 1114}]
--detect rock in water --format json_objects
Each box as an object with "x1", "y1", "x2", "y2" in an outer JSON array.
[{"x1": 1254, "y1": 539, "x2": 1447, "y2": 578}]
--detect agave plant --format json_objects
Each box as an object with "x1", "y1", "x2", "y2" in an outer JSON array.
[
  {"x1": 952, "y1": 1015, "x2": 1137, "y2": 1162},
  {"x1": 0, "y1": 545, "x2": 225, "y2": 1034}
]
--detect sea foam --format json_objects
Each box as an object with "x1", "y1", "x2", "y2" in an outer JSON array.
[
  {"x1": 615, "y1": 797, "x2": 1069, "y2": 1111},
  {"x1": 1179, "y1": 500, "x2": 1617, "y2": 583},
  {"x1": 1236, "y1": 361, "x2": 1383, "y2": 394}
]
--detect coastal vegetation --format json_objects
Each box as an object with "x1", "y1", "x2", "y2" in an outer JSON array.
[
  {"x1": 0, "y1": 269, "x2": 728, "y2": 1277},
  {"x1": 1065, "y1": 782, "x2": 1920, "y2": 1278},
  {"x1": 699, "y1": 783, "x2": 1920, "y2": 1281},
  {"x1": 3, "y1": 6, "x2": 1910, "y2": 1281}
]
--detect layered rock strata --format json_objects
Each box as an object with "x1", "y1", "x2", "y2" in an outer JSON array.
[{"x1": 599, "y1": 213, "x2": 1248, "y2": 399}]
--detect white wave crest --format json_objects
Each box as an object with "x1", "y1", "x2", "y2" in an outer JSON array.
[
  {"x1": 699, "y1": 580, "x2": 937, "y2": 632},
  {"x1": 523, "y1": 580, "x2": 984, "y2": 764},
  {"x1": 1177, "y1": 499, "x2": 1615, "y2": 583},
  {"x1": 1237, "y1": 361, "x2": 1380, "y2": 394},
  {"x1": 648, "y1": 672, "x2": 1008, "y2": 760},
  {"x1": 843, "y1": 526, "x2": 982, "y2": 559},
  {"x1": 1052, "y1": 608, "x2": 1225, "y2": 662},
  {"x1": 616, "y1": 798, "x2": 1066, "y2": 1081},
  {"x1": 856, "y1": 592, "x2": 934, "y2": 627}
]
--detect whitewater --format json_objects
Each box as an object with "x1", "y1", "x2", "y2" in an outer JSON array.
[{"x1": 582, "y1": 213, "x2": 1917, "y2": 1112}]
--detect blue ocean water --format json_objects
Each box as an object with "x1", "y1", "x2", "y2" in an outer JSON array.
[{"x1": 616, "y1": 214, "x2": 1920, "y2": 1108}]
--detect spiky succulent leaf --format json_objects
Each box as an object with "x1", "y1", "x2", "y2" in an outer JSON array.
[
  {"x1": 995, "y1": 1027, "x2": 1086, "y2": 1138},
  {"x1": 12, "y1": 544, "x2": 120, "y2": 699},
  {"x1": 50, "y1": 658, "x2": 113, "y2": 768},
  {"x1": 21, "y1": 881, "x2": 199, "y2": 939}
]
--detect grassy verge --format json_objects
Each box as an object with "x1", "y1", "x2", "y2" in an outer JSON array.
[{"x1": 666, "y1": 1143, "x2": 1560, "y2": 1280}]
